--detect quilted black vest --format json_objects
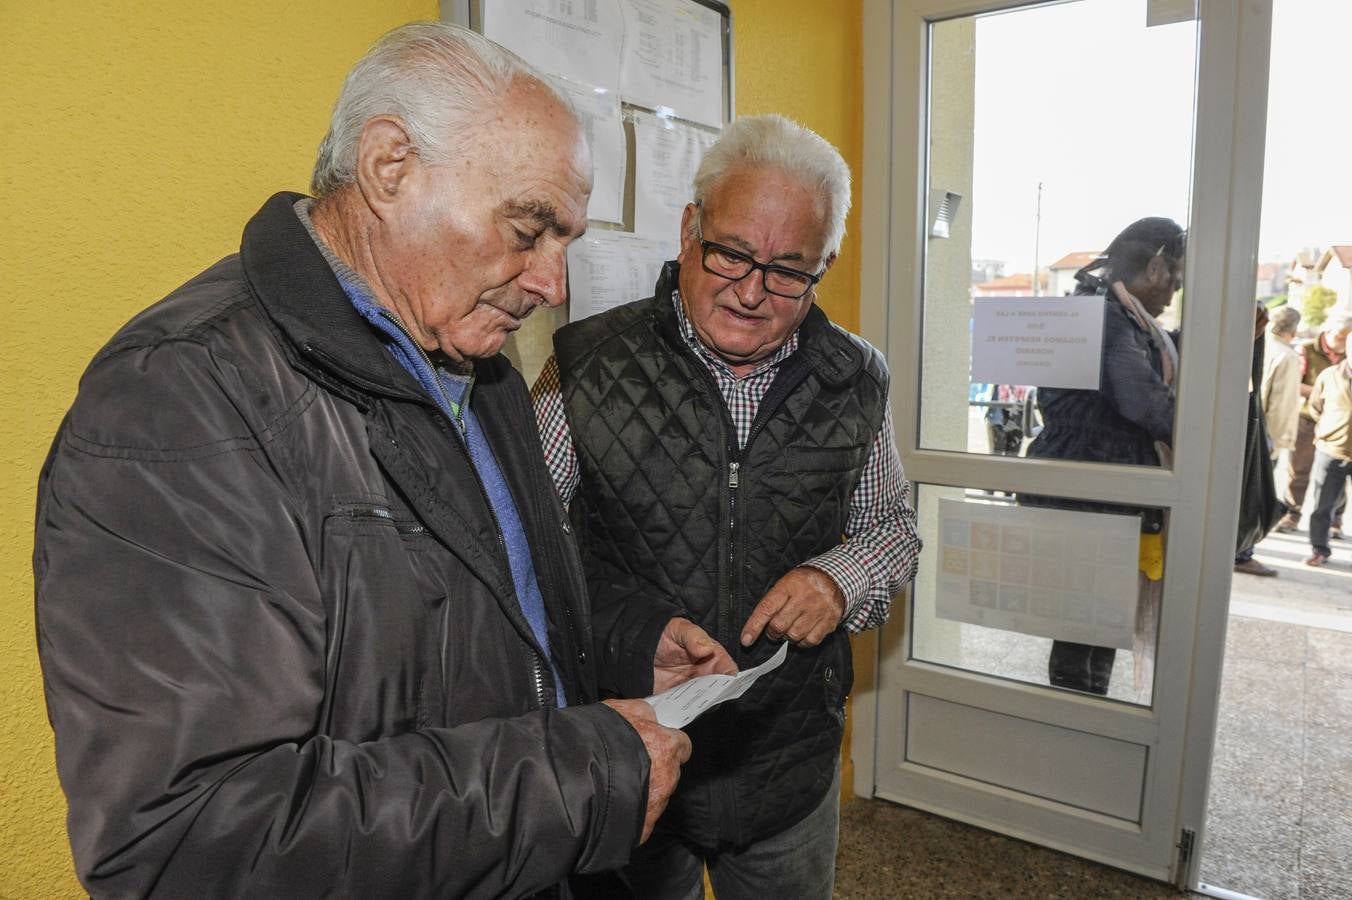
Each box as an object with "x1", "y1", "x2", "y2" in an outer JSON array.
[{"x1": 554, "y1": 264, "x2": 889, "y2": 848}]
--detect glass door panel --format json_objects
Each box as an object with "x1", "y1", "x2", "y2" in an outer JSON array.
[
  {"x1": 910, "y1": 483, "x2": 1167, "y2": 706},
  {"x1": 919, "y1": 1, "x2": 1198, "y2": 466}
]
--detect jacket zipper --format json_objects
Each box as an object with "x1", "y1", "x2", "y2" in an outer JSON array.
[
  {"x1": 346, "y1": 503, "x2": 427, "y2": 535},
  {"x1": 378, "y1": 311, "x2": 466, "y2": 431},
  {"x1": 377, "y1": 312, "x2": 552, "y2": 709}
]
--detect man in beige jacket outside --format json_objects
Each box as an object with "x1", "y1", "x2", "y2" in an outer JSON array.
[{"x1": 1304, "y1": 352, "x2": 1352, "y2": 566}]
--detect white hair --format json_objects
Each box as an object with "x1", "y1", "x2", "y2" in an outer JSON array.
[
  {"x1": 311, "y1": 22, "x2": 574, "y2": 197},
  {"x1": 1268, "y1": 305, "x2": 1301, "y2": 336},
  {"x1": 690, "y1": 114, "x2": 852, "y2": 259},
  {"x1": 1323, "y1": 311, "x2": 1352, "y2": 334}
]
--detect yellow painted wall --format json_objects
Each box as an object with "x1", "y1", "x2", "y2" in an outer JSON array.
[
  {"x1": 733, "y1": 0, "x2": 864, "y2": 334},
  {"x1": 732, "y1": 0, "x2": 867, "y2": 803},
  {"x1": 0, "y1": 3, "x2": 437, "y2": 895},
  {"x1": 0, "y1": 1, "x2": 863, "y2": 895}
]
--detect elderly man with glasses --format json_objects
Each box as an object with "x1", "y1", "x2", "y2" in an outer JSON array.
[{"x1": 532, "y1": 114, "x2": 922, "y2": 900}]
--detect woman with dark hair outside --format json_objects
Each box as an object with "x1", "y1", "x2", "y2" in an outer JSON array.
[{"x1": 1021, "y1": 216, "x2": 1184, "y2": 695}]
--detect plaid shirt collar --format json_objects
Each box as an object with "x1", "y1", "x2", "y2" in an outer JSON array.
[{"x1": 670, "y1": 288, "x2": 799, "y2": 381}]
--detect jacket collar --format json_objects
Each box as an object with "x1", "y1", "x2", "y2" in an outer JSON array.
[
  {"x1": 650, "y1": 261, "x2": 864, "y2": 388},
  {"x1": 239, "y1": 192, "x2": 428, "y2": 401}
]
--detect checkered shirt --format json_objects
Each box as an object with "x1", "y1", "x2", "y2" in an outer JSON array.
[{"x1": 532, "y1": 290, "x2": 921, "y2": 632}]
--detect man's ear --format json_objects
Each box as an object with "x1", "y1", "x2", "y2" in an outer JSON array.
[
  {"x1": 822, "y1": 251, "x2": 839, "y2": 273},
  {"x1": 354, "y1": 116, "x2": 417, "y2": 220}
]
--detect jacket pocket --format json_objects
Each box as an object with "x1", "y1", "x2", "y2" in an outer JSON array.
[
  {"x1": 821, "y1": 634, "x2": 853, "y2": 727},
  {"x1": 317, "y1": 501, "x2": 447, "y2": 740},
  {"x1": 779, "y1": 444, "x2": 866, "y2": 473}
]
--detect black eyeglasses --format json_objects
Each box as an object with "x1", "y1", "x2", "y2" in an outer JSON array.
[{"x1": 697, "y1": 229, "x2": 823, "y2": 300}]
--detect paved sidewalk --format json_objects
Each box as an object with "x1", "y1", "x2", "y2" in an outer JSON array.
[
  {"x1": 1229, "y1": 528, "x2": 1352, "y2": 633},
  {"x1": 1199, "y1": 526, "x2": 1352, "y2": 899}
]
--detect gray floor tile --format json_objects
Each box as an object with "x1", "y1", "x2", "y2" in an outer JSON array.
[
  {"x1": 1300, "y1": 821, "x2": 1352, "y2": 900},
  {"x1": 1302, "y1": 723, "x2": 1352, "y2": 808},
  {"x1": 1225, "y1": 615, "x2": 1309, "y2": 664},
  {"x1": 1305, "y1": 668, "x2": 1352, "y2": 735},
  {"x1": 1307, "y1": 626, "x2": 1352, "y2": 675},
  {"x1": 1201, "y1": 838, "x2": 1301, "y2": 900},
  {"x1": 1218, "y1": 654, "x2": 1306, "y2": 726}
]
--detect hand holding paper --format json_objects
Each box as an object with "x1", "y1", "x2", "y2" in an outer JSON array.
[
  {"x1": 644, "y1": 642, "x2": 789, "y2": 729},
  {"x1": 602, "y1": 698, "x2": 691, "y2": 844},
  {"x1": 652, "y1": 618, "x2": 738, "y2": 694}
]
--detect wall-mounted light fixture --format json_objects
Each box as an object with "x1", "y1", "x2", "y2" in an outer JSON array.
[{"x1": 928, "y1": 189, "x2": 963, "y2": 239}]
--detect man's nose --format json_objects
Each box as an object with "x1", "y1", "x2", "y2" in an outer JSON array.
[
  {"x1": 732, "y1": 269, "x2": 769, "y2": 309},
  {"x1": 520, "y1": 244, "x2": 568, "y2": 308}
]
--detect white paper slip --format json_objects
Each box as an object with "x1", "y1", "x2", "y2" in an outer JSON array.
[{"x1": 644, "y1": 642, "x2": 789, "y2": 729}]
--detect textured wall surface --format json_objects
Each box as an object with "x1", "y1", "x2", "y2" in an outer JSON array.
[
  {"x1": 0, "y1": 1, "x2": 864, "y2": 895},
  {"x1": 732, "y1": 0, "x2": 864, "y2": 333},
  {"x1": 0, "y1": 3, "x2": 436, "y2": 895}
]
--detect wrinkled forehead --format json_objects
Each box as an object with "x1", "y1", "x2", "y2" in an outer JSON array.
[{"x1": 700, "y1": 164, "x2": 832, "y2": 255}]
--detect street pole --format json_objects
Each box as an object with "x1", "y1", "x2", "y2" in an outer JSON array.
[{"x1": 1032, "y1": 181, "x2": 1043, "y2": 296}]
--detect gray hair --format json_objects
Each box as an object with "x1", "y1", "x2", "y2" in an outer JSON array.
[
  {"x1": 1323, "y1": 311, "x2": 1352, "y2": 334},
  {"x1": 1269, "y1": 305, "x2": 1301, "y2": 336},
  {"x1": 690, "y1": 114, "x2": 852, "y2": 259},
  {"x1": 311, "y1": 22, "x2": 573, "y2": 197}
]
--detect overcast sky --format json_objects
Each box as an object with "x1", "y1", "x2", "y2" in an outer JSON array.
[{"x1": 963, "y1": 0, "x2": 1350, "y2": 271}]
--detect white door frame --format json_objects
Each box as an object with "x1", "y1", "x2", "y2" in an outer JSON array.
[{"x1": 851, "y1": 0, "x2": 1273, "y2": 885}]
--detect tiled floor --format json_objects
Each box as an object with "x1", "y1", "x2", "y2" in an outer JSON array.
[
  {"x1": 1198, "y1": 518, "x2": 1351, "y2": 900},
  {"x1": 1198, "y1": 534, "x2": 1352, "y2": 900},
  {"x1": 834, "y1": 799, "x2": 1186, "y2": 899}
]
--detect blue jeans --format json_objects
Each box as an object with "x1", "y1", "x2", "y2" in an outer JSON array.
[
  {"x1": 623, "y1": 763, "x2": 841, "y2": 900},
  {"x1": 1309, "y1": 451, "x2": 1352, "y2": 557}
]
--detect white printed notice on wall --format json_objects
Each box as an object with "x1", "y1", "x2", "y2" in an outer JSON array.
[
  {"x1": 620, "y1": 0, "x2": 725, "y2": 128},
  {"x1": 568, "y1": 230, "x2": 679, "y2": 322},
  {"x1": 554, "y1": 78, "x2": 626, "y2": 224},
  {"x1": 631, "y1": 112, "x2": 717, "y2": 239},
  {"x1": 936, "y1": 499, "x2": 1141, "y2": 650},
  {"x1": 483, "y1": 0, "x2": 625, "y2": 94},
  {"x1": 970, "y1": 296, "x2": 1106, "y2": 390}
]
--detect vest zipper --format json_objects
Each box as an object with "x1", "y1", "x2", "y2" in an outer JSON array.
[{"x1": 726, "y1": 461, "x2": 739, "y2": 642}]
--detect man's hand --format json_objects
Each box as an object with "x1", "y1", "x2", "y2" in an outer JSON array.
[
  {"x1": 603, "y1": 699, "x2": 692, "y2": 844},
  {"x1": 740, "y1": 566, "x2": 846, "y2": 648},
  {"x1": 652, "y1": 618, "x2": 738, "y2": 694}
]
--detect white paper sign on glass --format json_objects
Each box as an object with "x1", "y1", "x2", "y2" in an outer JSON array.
[
  {"x1": 568, "y1": 230, "x2": 679, "y2": 322},
  {"x1": 970, "y1": 296, "x2": 1106, "y2": 390},
  {"x1": 935, "y1": 498, "x2": 1141, "y2": 650},
  {"x1": 645, "y1": 642, "x2": 789, "y2": 729},
  {"x1": 553, "y1": 77, "x2": 626, "y2": 224},
  {"x1": 483, "y1": 0, "x2": 624, "y2": 94},
  {"x1": 631, "y1": 112, "x2": 718, "y2": 238},
  {"x1": 619, "y1": 0, "x2": 725, "y2": 128}
]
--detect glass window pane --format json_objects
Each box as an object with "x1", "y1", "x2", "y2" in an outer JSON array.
[
  {"x1": 910, "y1": 483, "x2": 1166, "y2": 707},
  {"x1": 920, "y1": 1, "x2": 1198, "y2": 469}
]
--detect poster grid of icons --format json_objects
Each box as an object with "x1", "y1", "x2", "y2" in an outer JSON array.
[{"x1": 936, "y1": 498, "x2": 1142, "y2": 650}]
